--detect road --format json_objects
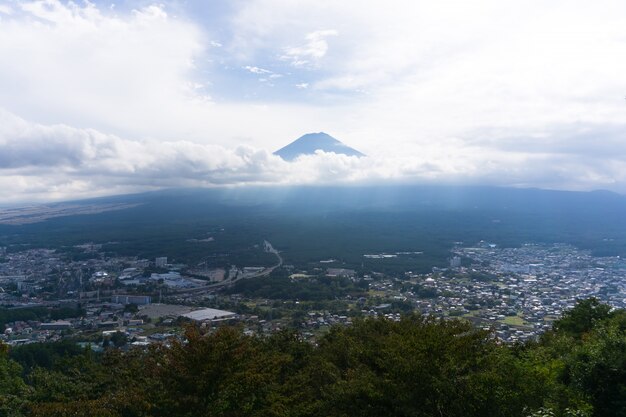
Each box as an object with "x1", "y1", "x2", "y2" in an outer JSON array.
[{"x1": 169, "y1": 240, "x2": 282, "y2": 295}]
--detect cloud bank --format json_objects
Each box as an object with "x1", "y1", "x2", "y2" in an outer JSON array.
[
  {"x1": 3, "y1": 109, "x2": 626, "y2": 203},
  {"x1": 1, "y1": 0, "x2": 626, "y2": 202}
]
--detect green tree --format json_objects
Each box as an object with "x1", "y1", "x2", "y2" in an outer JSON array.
[
  {"x1": 110, "y1": 332, "x2": 127, "y2": 348},
  {"x1": 564, "y1": 311, "x2": 626, "y2": 417},
  {"x1": 554, "y1": 298, "x2": 613, "y2": 338},
  {"x1": 0, "y1": 343, "x2": 30, "y2": 417},
  {"x1": 304, "y1": 315, "x2": 543, "y2": 417}
]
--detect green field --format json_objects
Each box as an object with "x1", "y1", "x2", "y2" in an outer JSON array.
[{"x1": 502, "y1": 315, "x2": 526, "y2": 326}]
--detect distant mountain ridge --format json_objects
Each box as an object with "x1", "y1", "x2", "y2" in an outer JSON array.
[
  {"x1": 4, "y1": 185, "x2": 626, "y2": 270},
  {"x1": 274, "y1": 132, "x2": 365, "y2": 161}
]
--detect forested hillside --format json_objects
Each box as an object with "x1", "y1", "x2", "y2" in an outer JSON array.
[
  {"x1": 5, "y1": 186, "x2": 626, "y2": 273},
  {"x1": 0, "y1": 299, "x2": 624, "y2": 417}
]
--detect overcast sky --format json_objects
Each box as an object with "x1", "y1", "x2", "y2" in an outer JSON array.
[{"x1": 1, "y1": 0, "x2": 626, "y2": 202}]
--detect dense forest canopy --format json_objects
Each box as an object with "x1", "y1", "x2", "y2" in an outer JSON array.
[
  {"x1": 4, "y1": 186, "x2": 626, "y2": 272},
  {"x1": 0, "y1": 298, "x2": 624, "y2": 417}
]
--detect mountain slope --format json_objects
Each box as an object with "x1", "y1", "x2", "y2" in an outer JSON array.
[
  {"x1": 3, "y1": 186, "x2": 626, "y2": 271},
  {"x1": 274, "y1": 132, "x2": 365, "y2": 161}
]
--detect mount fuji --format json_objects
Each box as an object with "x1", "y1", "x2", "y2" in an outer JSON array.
[{"x1": 274, "y1": 132, "x2": 365, "y2": 161}]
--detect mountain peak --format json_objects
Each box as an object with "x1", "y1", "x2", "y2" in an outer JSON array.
[
  {"x1": 299, "y1": 132, "x2": 334, "y2": 140},
  {"x1": 274, "y1": 132, "x2": 365, "y2": 161}
]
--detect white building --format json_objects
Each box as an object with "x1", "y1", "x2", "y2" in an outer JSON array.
[{"x1": 181, "y1": 308, "x2": 237, "y2": 322}]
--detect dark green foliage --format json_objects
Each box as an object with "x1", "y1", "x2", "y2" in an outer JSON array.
[
  {"x1": 524, "y1": 300, "x2": 626, "y2": 417},
  {"x1": 0, "y1": 308, "x2": 45, "y2": 328},
  {"x1": 226, "y1": 269, "x2": 366, "y2": 301},
  {"x1": 9, "y1": 340, "x2": 84, "y2": 371},
  {"x1": 27, "y1": 349, "x2": 154, "y2": 417},
  {"x1": 553, "y1": 298, "x2": 613, "y2": 338},
  {"x1": 1, "y1": 299, "x2": 623, "y2": 417},
  {"x1": 0, "y1": 306, "x2": 84, "y2": 329},
  {"x1": 150, "y1": 326, "x2": 294, "y2": 417},
  {"x1": 412, "y1": 283, "x2": 438, "y2": 298},
  {"x1": 124, "y1": 303, "x2": 139, "y2": 314},
  {"x1": 109, "y1": 332, "x2": 127, "y2": 348},
  {"x1": 305, "y1": 316, "x2": 543, "y2": 417},
  {"x1": 6, "y1": 186, "x2": 626, "y2": 273},
  {"x1": 0, "y1": 344, "x2": 30, "y2": 417},
  {"x1": 547, "y1": 302, "x2": 626, "y2": 417}
]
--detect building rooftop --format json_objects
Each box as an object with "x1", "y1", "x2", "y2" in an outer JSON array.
[{"x1": 181, "y1": 308, "x2": 237, "y2": 321}]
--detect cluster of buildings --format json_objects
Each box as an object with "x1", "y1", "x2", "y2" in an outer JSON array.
[
  {"x1": 0, "y1": 298, "x2": 241, "y2": 347},
  {"x1": 0, "y1": 244, "x2": 243, "y2": 305},
  {"x1": 404, "y1": 243, "x2": 625, "y2": 342},
  {"x1": 0, "y1": 300, "x2": 138, "y2": 346},
  {"x1": 0, "y1": 245, "x2": 245, "y2": 347},
  {"x1": 1, "y1": 241, "x2": 625, "y2": 347},
  {"x1": 279, "y1": 243, "x2": 625, "y2": 343},
  {"x1": 1, "y1": 317, "x2": 69, "y2": 346}
]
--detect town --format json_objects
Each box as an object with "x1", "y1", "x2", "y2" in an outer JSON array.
[{"x1": 0, "y1": 240, "x2": 624, "y2": 348}]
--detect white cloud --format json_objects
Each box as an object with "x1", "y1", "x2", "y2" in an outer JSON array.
[
  {"x1": 231, "y1": 0, "x2": 626, "y2": 134},
  {"x1": 3, "y1": 109, "x2": 626, "y2": 203},
  {"x1": 281, "y1": 29, "x2": 338, "y2": 67},
  {"x1": 244, "y1": 65, "x2": 272, "y2": 74},
  {"x1": 2, "y1": 0, "x2": 626, "y2": 201},
  {"x1": 0, "y1": 0, "x2": 327, "y2": 147},
  {"x1": 0, "y1": 1, "x2": 207, "y2": 139}
]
